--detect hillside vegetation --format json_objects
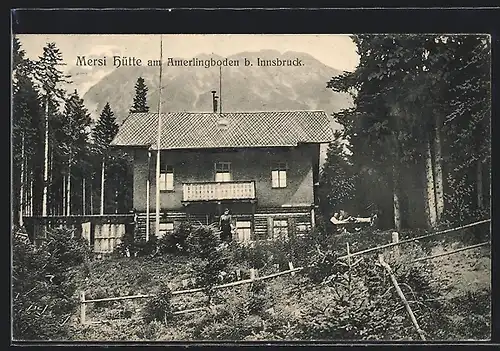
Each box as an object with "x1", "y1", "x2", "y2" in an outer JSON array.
[{"x1": 13, "y1": 222, "x2": 490, "y2": 342}]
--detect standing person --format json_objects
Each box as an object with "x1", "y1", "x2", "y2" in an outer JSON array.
[{"x1": 219, "y1": 208, "x2": 233, "y2": 243}]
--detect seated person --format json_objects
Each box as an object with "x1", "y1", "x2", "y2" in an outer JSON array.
[
  {"x1": 330, "y1": 212, "x2": 342, "y2": 224},
  {"x1": 330, "y1": 209, "x2": 378, "y2": 227}
]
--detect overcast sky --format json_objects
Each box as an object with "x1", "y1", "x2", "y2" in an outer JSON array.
[
  {"x1": 16, "y1": 34, "x2": 360, "y2": 95},
  {"x1": 17, "y1": 34, "x2": 359, "y2": 69}
]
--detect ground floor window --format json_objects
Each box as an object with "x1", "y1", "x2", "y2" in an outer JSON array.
[
  {"x1": 158, "y1": 222, "x2": 174, "y2": 239},
  {"x1": 273, "y1": 219, "x2": 288, "y2": 239},
  {"x1": 236, "y1": 220, "x2": 252, "y2": 242},
  {"x1": 296, "y1": 221, "x2": 311, "y2": 237}
]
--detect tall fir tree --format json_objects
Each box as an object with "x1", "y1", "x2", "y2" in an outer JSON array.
[
  {"x1": 317, "y1": 132, "x2": 357, "y2": 219},
  {"x1": 327, "y1": 34, "x2": 491, "y2": 229},
  {"x1": 129, "y1": 77, "x2": 149, "y2": 113},
  {"x1": 32, "y1": 42, "x2": 71, "y2": 216},
  {"x1": 94, "y1": 102, "x2": 119, "y2": 150},
  {"x1": 12, "y1": 37, "x2": 42, "y2": 225},
  {"x1": 93, "y1": 102, "x2": 119, "y2": 214},
  {"x1": 54, "y1": 90, "x2": 92, "y2": 215}
]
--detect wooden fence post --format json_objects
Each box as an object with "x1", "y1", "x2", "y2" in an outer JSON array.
[
  {"x1": 346, "y1": 242, "x2": 352, "y2": 269},
  {"x1": 288, "y1": 262, "x2": 295, "y2": 276},
  {"x1": 392, "y1": 232, "x2": 400, "y2": 260},
  {"x1": 250, "y1": 268, "x2": 256, "y2": 280},
  {"x1": 346, "y1": 242, "x2": 352, "y2": 294},
  {"x1": 80, "y1": 290, "x2": 86, "y2": 325},
  {"x1": 236, "y1": 269, "x2": 241, "y2": 281},
  {"x1": 378, "y1": 254, "x2": 426, "y2": 341}
]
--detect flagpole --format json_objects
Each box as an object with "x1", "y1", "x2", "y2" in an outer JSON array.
[
  {"x1": 146, "y1": 151, "x2": 150, "y2": 242},
  {"x1": 155, "y1": 35, "x2": 163, "y2": 239},
  {"x1": 219, "y1": 66, "x2": 222, "y2": 113}
]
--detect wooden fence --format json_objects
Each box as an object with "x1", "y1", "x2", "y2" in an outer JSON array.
[
  {"x1": 72, "y1": 218, "x2": 490, "y2": 332},
  {"x1": 79, "y1": 263, "x2": 302, "y2": 325}
]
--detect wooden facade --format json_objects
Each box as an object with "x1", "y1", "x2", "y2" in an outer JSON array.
[
  {"x1": 23, "y1": 214, "x2": 135, "y2": 253},
  {"x1": 110, "y1": 110, "x2": 334, "y2": 243},
  {"x1": 132, "y1": 146, "x2": 319, "y2": 242}
]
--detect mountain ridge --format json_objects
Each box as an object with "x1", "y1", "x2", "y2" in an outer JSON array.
[{"x1": 83, "y1": 50, "x2": 352, "y2": 128}]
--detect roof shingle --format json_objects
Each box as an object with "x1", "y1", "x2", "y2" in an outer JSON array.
[{"x1": 111, "y1": 111, "x2": 335, "y2": 150}]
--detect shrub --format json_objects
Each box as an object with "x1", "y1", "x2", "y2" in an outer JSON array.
[
  {"x1": 186, "y1": 225, "x2": 229, "y2": 302},
  {"x1": 247, "y1": 281, "x2": 268, "y2": 315},
  {"x1": 443, "y1": 289, "x2": 491, "y2": 340},
  {"x1": 193, "y1": 287, "x2": 259, "y2": 340},
  {"x1": 113, "y1": 229, "x2": 135, "y2": 258},
  {"x1": 158, "y1": 222, "x2": 193, "y2": 254},
  {"x1": 135, "y1": 320, "x2": 164, "y2": 340},
  {"x1": 114, "y1": 226, "x2": 160, "y2": 258},
  {"x1": 185, "y1": 224, "x2": 221, "y2": 259},
  {"x1": 142, "y1": 283, "x2": 173, "y2": 325},
  {"x1": 133, "y1": 234, "x2": 160, "y2": 257},
  {"x1": 12, "y1": 226, "x2": 90, "y2": 340},
  {"x1": 91, "y1": 287, "x2": 113, "y2": 310}
]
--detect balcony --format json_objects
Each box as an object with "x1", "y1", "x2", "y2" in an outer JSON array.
[{"x1": 182, "y1": 181, "x2": 256, "y2": 202}]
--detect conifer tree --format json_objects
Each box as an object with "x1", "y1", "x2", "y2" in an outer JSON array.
[
  {"x1": 317, "y1": 133, "x2": 357, "y2": 219},
  {"x1": 129, "y1": 77, "x2": 149, "y2": 113},
  {"x1": 327, "y1": 34, "x2": 491, "y2": 229},
  {"x1": 56, "y1": 90, "x2": 91, "y2": 215},
  {"x1": 94, "y1": 102, "x2": 119, "y2": 149},
  {"x1": 33, "y1": 42, "x2": 71, "y2": 216},
  {"x1": 93, "y1": 102, "x2": 119, "y2": 214},
  {"x1": 12, "y1": 37, "x2": 41, "y2": 224}
]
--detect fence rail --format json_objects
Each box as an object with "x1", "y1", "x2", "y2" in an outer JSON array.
[
  {"x1": 411, "y1": 241, "x2": 490, "y2": 263},
  {"x1": 338, "y1": 219, "x2": 490, "y2": 260},
  {"x1": 78, "y1": 219, "x2": 491, "y2": 325},
  {"x1": 79, "y1": 264, "x2": 301, "y2": 324}
]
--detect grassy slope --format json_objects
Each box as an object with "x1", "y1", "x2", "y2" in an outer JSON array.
[{"x1": 67, "y1": 230, "x2": 491, "y2": 341}]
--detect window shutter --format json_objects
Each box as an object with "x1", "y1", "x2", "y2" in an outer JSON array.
[{"x1": 267, "y1": 216, "x2": 274, "y2": 239}]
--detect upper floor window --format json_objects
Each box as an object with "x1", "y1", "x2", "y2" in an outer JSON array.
[
  {"x1": 272, "y1": 162, "x2": 287, "y2": 188},
  {"x1": 215, "y1": 162, "x2": 232, "y2": 182},
  {"x1": 159, "y1": 164, "x2": 174, "y2": 191}
]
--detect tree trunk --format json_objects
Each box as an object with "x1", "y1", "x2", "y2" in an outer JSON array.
[
  {"x1": 115, "y1": 189, "x2": 118, "y2": 214},
  {"x1": 425, "y1": 138, "x2": 437, "y2": 227},
  {"x1": 90, "y1": 176, "x2": 94, "y2": 215},
  {"x1": 477, "y1": 159, "x2": 484, "y2": 210},
  {"x1": 100, "y1": 159, "x2": 105, "y2": 215},
  {"x1": 82, "y1": 177, "x2": 86, "y2": 215},
  {"x1": 28, "y1": 171, "x2": 33, "y2": 216},
  {"x1": 19, "y1": 133, "x2": 25, "y2": 227},
  {"x1": 42, "y1": 95, "x2": 49, "y2": 216},
  {"x1": 146, "y1": 151, "x2": 151, "y2": 242},
  {"x1": 66, "y1": 162, "x2": 71, "y2": 216},
  {"x1": 433, "y1": 116, "x2": 444, "y2": 222},
  {"x1": 49, "y1": 147, "x2": 53, "y2": 214},
  {"x1": 62, "y1": 174, "x2": 66, "y2": 216},
  {"x1": 393, "y1": 165, "x2": 402, "y2": 230}
]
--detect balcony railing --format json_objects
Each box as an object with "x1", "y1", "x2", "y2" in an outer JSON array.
[{"x1": 182, "y1": 181, "x2": 256, "y2": 202}]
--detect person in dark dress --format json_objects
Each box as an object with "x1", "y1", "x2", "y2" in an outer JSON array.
[{"x1": 219, "y1": 208, "x2": 233, "y2": 243}]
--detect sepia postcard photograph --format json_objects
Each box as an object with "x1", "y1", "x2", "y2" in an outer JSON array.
[{"x1": 11, "y1": 32, "x2": 491, "y2": 343}]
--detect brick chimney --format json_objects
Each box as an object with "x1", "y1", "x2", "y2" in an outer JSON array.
[{"x1": 211, "y1": 90, "x2": 219, "y2": 113}]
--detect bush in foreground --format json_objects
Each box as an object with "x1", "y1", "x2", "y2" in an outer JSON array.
[{"x1": 12, "y1": 227, "x2": 91, "y2": 340}]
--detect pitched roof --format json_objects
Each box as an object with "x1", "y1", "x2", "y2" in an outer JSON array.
[{"x1": 111, "y1": 110, "x2": 335, "y2": 150}]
